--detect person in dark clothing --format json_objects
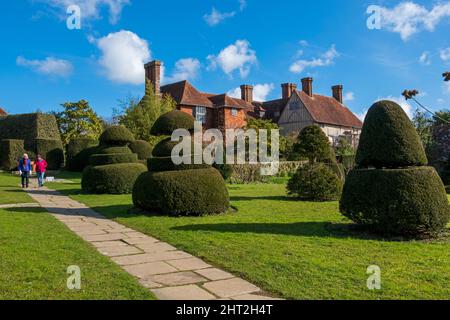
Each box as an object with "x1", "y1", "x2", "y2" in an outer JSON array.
[{"x1": 18, "y1": 154, "x2": 32, "y2": 188}]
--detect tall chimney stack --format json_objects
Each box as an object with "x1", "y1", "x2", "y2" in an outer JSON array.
[
  {"x1": 240, "y1": 85, "x2": 254, "y2": 103},
  {"x1": 301, "y1": 77, "x2": 313, "y2": 97},
  {"x1": 144, "y1": 60, "x2": 161, "y2": 95},
  {"x1": 332, "y1": 85, "x2": 343, "y2": 103},
  {"x1": 281, "y1": 83, "x2": 297, "y2": 99}
]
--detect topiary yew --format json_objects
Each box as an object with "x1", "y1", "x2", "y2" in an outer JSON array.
[
  {"x1": 100, "y1": 126, "x2": 135, "y2": 146},
  {"x1": 129, "y1": 140, "x2": 153, "y2": 160},
  {"x1": 150, "y1": 110, "x2": 195, "y2": 136},
  {"x1": 340, "y1": 100, "x2": 449, "y2": 237}
]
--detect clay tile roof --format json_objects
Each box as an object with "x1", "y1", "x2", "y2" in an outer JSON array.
[
  {"x1": 161, "y1": 81, "x2": 213, "y2": 108},
  {"x1": 0, "y1": 107, "x2": 7, "y2": 116},
  {"x1": 296, "y1": 90, "x2": 363, "y2": 128}
]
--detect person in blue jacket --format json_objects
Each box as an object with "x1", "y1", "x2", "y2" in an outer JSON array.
[{"x1": 18, "y1": 153, "x2": 32, "y2": 188}]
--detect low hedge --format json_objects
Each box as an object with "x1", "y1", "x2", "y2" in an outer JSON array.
[
  {"x1": 90, "y1": 153, "x2": 138, "y2": 166},
  {"x1": 82, "y1": 163, "x2": 147, "y2": 194},
  {"x1": 66, "y1": 139, "x2": 98, "y2": 171},
  {"x1": 99, "y1": 126, "x2": 135, "y2": 146},
  {"x1": 129, "y1": 140, "x2": 153, "y2": 160},
  {"x1": 340, "y1": 167, "x2": 450, "y2": 236},
  {"x1": 151, "y1": 110, "x2": 195, "y2": 136},
  {"x1": 132, "y1": 167, "x2": 229, "y2": 216},
  {"x1": 35, "y1": 138, "x2": 64, "y2": 170},
  {"x1": 0, "y1": 139, "x2": 24, "y2": 170},
  {"x1": 147, "y1": 157, "x2": 210, "y2": 172}
]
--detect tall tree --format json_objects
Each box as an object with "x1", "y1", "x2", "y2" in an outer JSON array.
[
  {"x1": 294, "y1": 125, "x2": 334, "y2": 164},
  {"x1": 53, "y1": 100, "x2": 103, "y2": 145},
  {"x1": 115, "y1": 80, "x2": 176, "y2": 145}
]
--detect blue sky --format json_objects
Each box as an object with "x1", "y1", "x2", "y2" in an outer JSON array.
[{"x1": 0, "y1": 0, "x2": 449, "y2": 119}]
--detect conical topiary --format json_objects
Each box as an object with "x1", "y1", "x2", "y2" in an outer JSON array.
[
  {"x1": 340, "y1": 100, "x2": 449, "y2": 237},
  {"x1": 356, "y1": 100, "x2": 427, "y2": 168},
  {"x1": 133, "y1": 111, "x2": 229, "y2": 216},
  {"x1": 82, "y1": 126, "x2": 146, "y2": 194}
]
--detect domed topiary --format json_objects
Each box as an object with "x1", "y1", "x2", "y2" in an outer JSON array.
[
  {"x1": 129, "y1": 140, "x2": 153, "y2": 160},
  {"x1": 96, "y1": 145, "x2": 132, "y2": 155},
  {"x1": 133, "y1": 110, "x2": 229, "y2": 215},
  {"x1": 356, "y1": 100, "x2": 427, "y2": 168},
  {"x1": 340, "y1": 100, "x2": 449, "y2": 237},
  {"x1": 100, "y1": 126, "x2": 135, "y2": 146},
  {"x1": 150, "y1": 110, "x2": 195, "y2": 136}
]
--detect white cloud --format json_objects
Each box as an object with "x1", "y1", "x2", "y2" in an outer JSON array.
[
  {"x1": 94, "y1": 30, "x2": 150, "y2": 85},
  {"x1": 16, "y1": 56, "x2": 73, "y2": 77},
  {"x1": 357, "y1": 96, "x2": 415, "y2": 121},
  {"x1": 419, "y1": 51, "x2": 431, "y2": 65},
  {"x1": 227, "y1": 83, "x2": 274, "y2": 102},
  {"x1": 343, "y1": 92, "x2": 355, "y2": 102},
  {"x1": 38, "y1": 0, "x2": 130, "y2": 24},
  {"x1": 207, "y1": 40, "x2": 257, "y2": 78},
  {"x1": 440, "y1": 47, "x2": 450, "y2": 62},
  {"x1": 377, "y1": 2, "x2": 450, "y2": 41},
  {"x1": 163, "y1": 58, "x2": 201, "y2": 84},
  {"x1": 203, "y1": 8, "x2": 236, "y2": 26},
  {"x1": 289, "y1": 45, "x2": 339, "y2": 74}
]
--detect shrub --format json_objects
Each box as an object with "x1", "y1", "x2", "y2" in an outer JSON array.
[
  {"x1": 35, "y1": 139, "x2": 64, "y2": 170},
  {"x1": 82, "y1": 163, "x2": 147, "y2": 194},
  {"x1": 356, "y1": 100, "x2": 427, "y2": 168},
  {"x1": 66, "y1": 139, "x2": 98, "y2": 171},
  {"x1": 150, "y1": 110, "x2": 195, "y2": 136},
  {"x1": 96, "y1": 145, "x2": 132, "y2": 155},
  {"x1": 152, "y1": 138, "x2": 179, "y2": 157},
  {"x1": 0, "y1": 139, "x2": 24, "y2": 170},
  {"x1": 129, "y1": 140, "x2": 153, "y2": 160},
  {"x1": 90, "y1": 153, "x2": 138, "y2": 166},
  {"x1": 445, "y1": 185, "x2": 450, "y2": 194},
  {"x1": 213, "y1": 163, "x2": 234, "y2": 180},
  {"x1": 67, "y1": 146, "x2": 98, "y2": 172},
  {"x1": 99, "y1": 126, "x2": 135, "y2": 146},
  {"x1": 147, "y1": 157, "x2": 209, "y2": 172},
  {"x1": 133, "y1": 168, "x2": 229, "y2": 216},
  {"x1": 294, "y1": 125, "x2": 334, "y2": 164},
  {"x1": 287, "y1": 163, "x2": 343, "y2": 201},
  {"x1": 340, "y1": 167, "x2": 450, "y2": 236}
]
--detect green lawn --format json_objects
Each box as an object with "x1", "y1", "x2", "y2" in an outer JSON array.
[
  {"x1": 48, "y1": 172, "x2": 450, "y2": 300},
  {"x1": 0, "y1": 173, "x2": 154, "y2": 300}
]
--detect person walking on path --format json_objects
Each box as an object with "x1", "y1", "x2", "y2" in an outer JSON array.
[
  {"x1": 18, "y1": 154, "x2": 32, "y2": 189},
  {"x1": 35, "y1": 155, "x2": 48, "y2": 188}
]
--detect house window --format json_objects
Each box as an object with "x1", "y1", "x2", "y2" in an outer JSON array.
[
  {"x1": 231, "y1": 108, "x2": 238, "y2": 117},
  {"x1": 195, "y1": 106, "x2": 207, "y2": 124}
]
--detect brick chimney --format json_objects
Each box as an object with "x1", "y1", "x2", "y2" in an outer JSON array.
[
  {"x1": 301, "y1": 77, "x2": 313, "y2": 97},
  {"x1": 240, "y1": 85, "x2": 254, "y2": 103},
  {"x1": 144, "y1": 60, "x2": 161, "y2": 95},
  {"x1": 281, "y1": 83, "x2": 297, "y2": 99},
  {"x1": 332, "y1": 85, "x2": 343, "y2": 103}
]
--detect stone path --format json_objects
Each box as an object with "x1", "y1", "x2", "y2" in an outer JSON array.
[
  {"x1": 26, "y1": 186, "x2": 280, "y2": 300},
  {"x1": 0, "y1": 203, "x2": 40, "y2": 209}
]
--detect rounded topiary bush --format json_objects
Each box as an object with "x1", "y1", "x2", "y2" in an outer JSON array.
[
  {"x1": 356, "y1": 100, "x2": 427, "y2": 168},
  {"x1": 147, "y1": 157, "x2": 209, "y2": 172},
  {"x1": 340, "y1": 167, "x2": 450, "y2": 235},
  {"x1": 82, "y1": 163, "x2": 147, "y2": 194},
  {"x1": 150, "y1": 110, "x2": 195, "y2": 136},
  {"x1": 340, "y1": 100, "x2": 449, "y2": 237},
  {"x1": 129, "y1": 140, "x2": 153, "y2": 160},
  {"x1": 66, "y1": 139, "x2": 98, "y2": 171},
  {"x1": 100, "y1": 126, "x2": 135, "y2": 146},
  {"x1": 287, "y1": 163, "x2": 342, "y2": 201},
  {"x1": 96, "y1": 145, "x2": 132, "y2": 155},
  {"x1": 133, "y1": 167, "x2": 229, "y2": 216},
  {"x1": 89, "y1": 153, "x2": 138, "y2": 166}
]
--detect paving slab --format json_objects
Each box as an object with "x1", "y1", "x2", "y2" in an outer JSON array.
[
  {"x1": 149, "y1": 272, "x2": 208, "y2": 286},
  {"x1": 136, "y1": 242, "x2": 178, "y2": 253},
  {"x1": 230, "y1": 294, "x2": 282, "y2": 300},
  {"x1": 98, "y1": 245, "x2": 143, "y2": 257},
  {"x1": 167, "y1": 257, "x2": 211, "y2": 271},
  {"x1": 151, "y1": 285, "x2": 216, "y2": 300},
  {"x1": 195, "y1": 268, "x2": 235, "y2": 281},
  {"x1": 123, "y1": 262, "x2": 178, "y2": 278},
  {"x1": 202, "y1": 278, "x2": 260, "y2": 298},
  {"x1": 112, "y1": 251, "x2": 192, "y2": 266}
]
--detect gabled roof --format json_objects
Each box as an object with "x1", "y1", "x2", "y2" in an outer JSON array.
[
  {"x1": 295, "y1": 90, "x2": 363, "y2": 128},
  {"x1": 0, "y1": 107, "x2": 7, "y2": 116},
  {"x1": 161, "y1": 81, "x2": 213, "y2": 108}
]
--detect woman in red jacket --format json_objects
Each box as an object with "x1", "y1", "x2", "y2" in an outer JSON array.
[{"x1": 35, "y1": 155, "x2": 48, "y2": 188}]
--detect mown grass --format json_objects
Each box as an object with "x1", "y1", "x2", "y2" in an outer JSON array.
[
  {"x1": 49, "y1": 172, "x2": 450, "y2": 300},
  {"x1": 0, "y1": 173, "x2": 154, "y2": 300},
  {"x1": 0, "y1": 173, "x2": 34, "y2": 205}
]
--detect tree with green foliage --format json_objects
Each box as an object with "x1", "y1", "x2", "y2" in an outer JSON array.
[
  {"x1": 294, "y1": 125, "x2": 334, "y2": 164},
  {"x1": 115, "y1": 81, "x2": 176, "y2": 146},
  {"x1": 53, "y1": 100, "x2": 103, "y2": 145},
  {"x1": 335, "y1": 137, "x2": 355, "y2": 157}
]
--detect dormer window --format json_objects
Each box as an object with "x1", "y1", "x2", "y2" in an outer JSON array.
[
  {"x1": 231, "y1": 108, "x2": 238, "y2": 117},
  {"x1": 195, "y1": 106, "x2": 207, "y2": 124}
]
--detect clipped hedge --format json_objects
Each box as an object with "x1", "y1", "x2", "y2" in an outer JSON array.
[
  {"x1": 96, "y1": 145, "x2": 132, "y2": 155},
  {"x1": 0, "y1": 139, "x2": 24, "y2": 170},
  {"x1": 151, "y1": 110, "x2": 195, "y2": 136},
  {"x1": 36, "y1": 138, "x2": 64, "y2": 170},
  {"x1": 287, "y1": 163, "x2": 343, "y2": 201},
  {"x1": 133, "y1": 168, "x2": 229, "y2": 216},
  {"x1": 66, "y1": 139, "x2": 98, "y2": 171},
  {"x1": 82, "y1": 163, "x2": 147, "y2": 194},
  {"x1": 340, "y1": 167, "x2": 450, "y2": 236},
  {"x1": 356, "y1": 100, "x2": 427, "y2": 168},
  {"x1": 147, "y1": 157, "x2": 210, "y2": 172},
  {"x1": 99, "y1": 126, "x2": 135, "y2": 146},
  {"x1": 90, "y1": 153, "x2": 138, "y2": 166},
  {"x1": 129, "y1": 140, "x2": 153, "y2": 160}
]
